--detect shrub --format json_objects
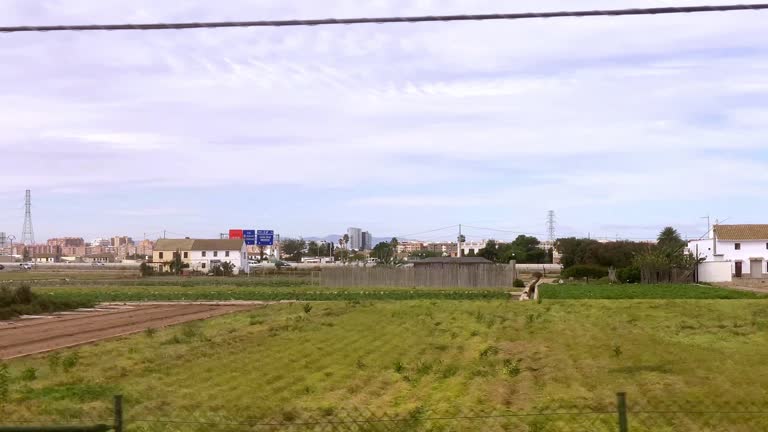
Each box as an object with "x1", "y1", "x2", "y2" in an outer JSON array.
[
  {"x1": 561, "y1": 265, "x2": 609, "y2": 280},
  {"x1": 144, "y1": 327, "x2": 157, "y2": 338},
  {"x1": 48, "y1": 353, "x2": 61, "y2": 373},
  {"x1": 12, "y1": 284, "x2": 34, "y2": 304},
  {"x1": 61, "y1": 352, "x2": 80, "y2": 373},
  {"x1": 502, "y1": 359, "x2": 521, "y2": 377},
  {"x1": 479, "y1": 345, "x2": 500, "y2": 359},
  {"x1": 19, "y1": 367, "x2": 37, "y2": 382},
  {"x1": 512, "y1": 279, "x2": 525, "y2": 288},
  {"x1": 303, "y1": 303, "x2": 313, "y2": 314},
  {"x1": 616, "y1": 266, "x2": 642, "y2": 283},
  {"x1": 139, "y1": 262, "x2": 154, "y2": 277}
]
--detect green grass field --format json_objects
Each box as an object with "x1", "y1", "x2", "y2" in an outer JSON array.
[
  {"x1": 541, "y1": 283, "x2": 763, "y2": 299},
  {"x1": 3, "y1": 299, "x2": 768, "y2": 431},
  {"x1": 25, "y1": 281, "x2": 759, "y2": 303}
]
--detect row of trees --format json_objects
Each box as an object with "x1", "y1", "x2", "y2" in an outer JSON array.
[
  {"x1": 476, "y1": 236, "x2": 550, "y2": 264},
  {"x1": 280, "y1": 237, "x2": 402, "y2": 263},
  {"x1": 556, "y1": 227, "x2": 688, "y2": 269}
]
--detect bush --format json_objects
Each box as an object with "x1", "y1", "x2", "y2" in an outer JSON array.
[
  {"x1": 616, "y1": 266, "x2": 641, "y2": 283},
  {"x1": 561, "y1": 265, "x2": 609, "y2": 280},
  {"x1": 139, "y1": 262, "x2": 154, "y2": 277},
  {"x1": 61, "y1": 352, "x2": 80, "y2": 373},
  {"x1": 19, "y1": 367, "x2": 37, "y2": 382},
  {"x1": 512, "y1": 279, "x2": 525, "y2": 288}
]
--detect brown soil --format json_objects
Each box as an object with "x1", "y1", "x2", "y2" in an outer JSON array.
[{"x1": 0, "y1": 303, "x2": 260, "y2": 359}]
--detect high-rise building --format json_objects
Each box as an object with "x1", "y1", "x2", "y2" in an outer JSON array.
[
  {"x1": 111, "y1": 236, "x2": 133, "y2": 247},
  {"x1": 346, "y1": 227, "x2": 362, "y2": 251},
  {"x1": 361, "y1": 231, "x2": 373, "y2": 251}
]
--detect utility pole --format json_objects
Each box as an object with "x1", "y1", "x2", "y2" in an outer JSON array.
[
  {"x1": 457, "y1": 224, "x2": 463, "y2": 258},
  {"x1": 701, "y1": 215, "x2": 711, "y2": 238},
  {"x1": 163, "y1": 230, "x2": 166, "y2": 239}
]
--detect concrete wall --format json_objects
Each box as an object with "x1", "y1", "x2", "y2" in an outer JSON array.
[
  {"x1": 698, "y1": 261, "x2": 733, "y2": 283},
  {"x1": 516, "y1": 263, "x2": 562, "y2": 274}
]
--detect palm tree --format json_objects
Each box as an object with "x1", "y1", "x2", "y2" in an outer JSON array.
[
  {"x1": 657, "y1": 227, "x2": 685, "y2": 251},
  {"x1": 343, "y1": 234, "x2": 350, "y2": 250}
]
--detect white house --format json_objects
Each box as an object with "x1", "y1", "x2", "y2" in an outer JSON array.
[
  {"x1": 153, "y1": 239, "x2": 249, "y2": 274},
  {"x1": 688, "y1": 224, "x2": 768, "y2": 280},
  {"x1": 188, "y1": 239, "x2": 249, "y2": 273}
]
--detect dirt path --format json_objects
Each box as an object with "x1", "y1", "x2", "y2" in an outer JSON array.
[{"x1": 0, "y1": 303, "x2": 260, "y2": 359}]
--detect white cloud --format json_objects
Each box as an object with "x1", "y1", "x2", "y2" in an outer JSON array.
[{"x1": 1, "y1": 0, "x2": 767, "y2": 237}]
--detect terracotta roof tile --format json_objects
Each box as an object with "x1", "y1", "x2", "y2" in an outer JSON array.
[{"x1": 714, "y1": 224, "x2": 768, "y2": 241}]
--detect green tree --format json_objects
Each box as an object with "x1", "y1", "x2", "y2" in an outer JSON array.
[
  {"x1": 349, "y1": 252, "x2": 367, "y2": 262},
  {"x1": 139, "y1": 262, "x2": 154, "y2": 277},
  {"x1": 306, "y1": 241, "x2": 320, "y2": 256},
  {"x1": 373, "y1": 242, "x2": 395, "y2": 264},
  {"x1": 556, "y1": 237, "x2": 601, "y2": 268},
  {"x1": 343, "y1": 234, "x2": 350, "y2": 250},
  {"x1": 170, "y1": 250, "x2": 188, "y2": 275},
  {"x1": 478, "y1": 240, "x2": 500, "y2": 262},
  {"x1": 334, "y1": 248, "x2": 349, "y2": 263},
  {"x1": 212, "y1": 261, "x2": 236, "y2": 276},
  {"x1": 281, "y1": 238, "x2": 307, "y2": 261},
  {"x1": 657, "y1": 226, "x2": 687, "y2": 254}
]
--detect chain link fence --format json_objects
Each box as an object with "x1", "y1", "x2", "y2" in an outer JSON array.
[{"x1": 5, "y1": 393, "x2": 768, "y2": 431}]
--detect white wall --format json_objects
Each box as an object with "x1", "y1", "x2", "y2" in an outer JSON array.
[
  {"x1": 689, "y1": 238, "x2": 768, "y2": 275},
  {"x1": 189, "y1": 244, "x2": 249, "y2": 273},
  {"x1": 460, "y1": 240, "x2": 487, "y2": 256},
  {"x1": 698, "y1": 261, "x2": 733, "y2": 283}
]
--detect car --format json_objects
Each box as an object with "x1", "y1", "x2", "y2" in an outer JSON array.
[
  {"x1": 0, "y1": 264, "x2": 4, "y2": 270},
  {"x1": 275, "y1": 261, "x2": 292, "y2": 268},
  {"x1": 19, "y1": 263, "x2": 33, "y2": 270}
]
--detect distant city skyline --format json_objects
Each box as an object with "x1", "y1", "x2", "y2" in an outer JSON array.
[{"x1": 1, "y1": 1, "x2": 766, "y2": 242}]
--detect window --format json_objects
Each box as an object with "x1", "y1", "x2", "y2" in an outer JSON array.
[
  {"x1": 183, "y1": 252, "x2": 188, "y2": 259},
  {"x1": 159, "y1": 252, "x2": 164, "y2": 259},
  {"x1": 202, "y1": 263, "x2": 206, "y2": 269},
  {"x1": 214, "y1": 251, "x2": 218, "y2": 257},
  {"x1": 202, "y1": 251, "x2": 206, "y2": 257},
  {"x1": 735, "y1": 243, "x2": 741, "y2": 250},
  {"x1": 225, "y1": 251, "x2": 230, "y2": 257},
  {"x1": 765, "y1": 242, "x2": 768, "y2": 250}
]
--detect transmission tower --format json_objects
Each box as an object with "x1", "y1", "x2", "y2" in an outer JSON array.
[
  {"x1": 546, "y1": 210, "x2": 556, "y2": 244},
  {"x1": 21, "y1": 189, "x2": 34, "y2": 245}
]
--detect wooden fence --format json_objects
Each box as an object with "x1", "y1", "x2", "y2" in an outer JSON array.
[
  {"x1": 640, "y1": 268, "x2": 694, "y2": 284},
  {"x1": 320, "y1": 265, "x2": 517, "y2": 289}
]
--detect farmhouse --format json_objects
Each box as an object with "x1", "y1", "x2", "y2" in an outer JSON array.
[
  {"x1": 31, "y1": 253, "x2": 58, "y2": 263},
  {"x1": 81, "y1": 253, "x2": 116, "y2": 264},
  {"x1": 688, "y1": 224, "x2": 768, "y2": 280},
  {"x1": 153, "y1": 238, "x2": 249, "y2": 273}
]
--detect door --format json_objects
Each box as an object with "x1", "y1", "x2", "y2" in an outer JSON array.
[
  {"x1": 735, "y1": 261, "x2": 743, "y2": 278},
  {"x1": 751, "y1": 260, "x2": 763, "y2": 278}
]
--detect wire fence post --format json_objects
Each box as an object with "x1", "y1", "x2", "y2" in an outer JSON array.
[
  {"x1": 617, "y1": 392, "x2": 629, "y2": 432},
  {"x1": 113, "y1": 395, "x2": 123, "y2": 432}
]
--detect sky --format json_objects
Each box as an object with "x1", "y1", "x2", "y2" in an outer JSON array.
[{"x1": 1, "y1": 0, "x2": 767, "y2": 243}]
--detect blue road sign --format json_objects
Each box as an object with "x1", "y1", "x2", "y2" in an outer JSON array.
[
  {"x1": 257, "y1": 230, "x2": 274, "y2": 246},
  {"x1": 243, "y1": 230, "x2": 256, "y2": 246}
]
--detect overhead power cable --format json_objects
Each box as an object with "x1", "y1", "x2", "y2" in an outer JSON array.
[{"x1": 1, "y1": 4, "x2": 767, "y2": 33}]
